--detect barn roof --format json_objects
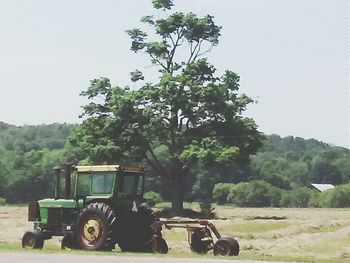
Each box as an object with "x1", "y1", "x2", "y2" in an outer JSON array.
[{"x1": 311, "y1": 183, "x2": 334, "y2": 192}]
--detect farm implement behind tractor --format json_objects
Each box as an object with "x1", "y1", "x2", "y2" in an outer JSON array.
[
  {"x1": 22, "y1": 164, "x2": 239, "y2": 256},
  {"x1": 152, "y1": 220, "x2": 239, "y2": 256}
]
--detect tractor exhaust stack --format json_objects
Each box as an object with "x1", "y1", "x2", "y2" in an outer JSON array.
[{"x1": 64, "y1": 163, "x2": 72, "y2": 199}]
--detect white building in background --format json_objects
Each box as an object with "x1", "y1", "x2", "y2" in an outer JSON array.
[{"x1": 311, "y1": 183, "x2": 334, "y2": 192}]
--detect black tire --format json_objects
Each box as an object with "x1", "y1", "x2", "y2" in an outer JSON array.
[
  {"x1": 75, "y1": 202, "x2": 117, "y2": 251},
  {"x1": 61, "y1": 234, "x2": 78, "y2": 250},
  {"x1": 22, "y1": 230, "x2": 44, "y2": 249},
  {"x1": 151, "y1": 237, "x2": 168, "y2": 254},
  {"x1": 213, "y1": 237, "x2": 239, "y2": 256},
  {"x1": 117, "y1": 206, "x2": 156, "y2": 252}
]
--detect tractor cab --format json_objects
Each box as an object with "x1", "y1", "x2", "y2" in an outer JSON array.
[
  {"x1": 72, "y1": 165, "x2": 145, "y2": 206},
  {"x1": 53, "y1": 164, "x2": 146, "y2": 207}
]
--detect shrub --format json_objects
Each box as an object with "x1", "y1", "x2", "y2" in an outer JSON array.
[
  {"x1": 307, "y1": 191, "x2": 321, "y2": 207},
  {"x1": 212, "y1": 183, "x2": 235, "y2": 204},
  {"x1": 0, "y1": 197, "x2": 6, "y2": 205},
  {"x1": 327, "y1": 184, "x2": 350, "y2": 208},
  {"x1": 287, "y1": 187, "x2": 314, "y2": 207},
  {"x1": 227, "y1": 180, "x2": 276, "y2": 207},
  {"x1": 279, "y1": 191, "x2": 294, "y2": 207},
  {"x1": 144, "y1": 191, "x2": 163, "y2": 207},
  {"x1": 199, "y1": 201, "x2": 215, "y2": 218},
  {"x1": 268, "y1": 187, "x2": 284, "y2": 207}
]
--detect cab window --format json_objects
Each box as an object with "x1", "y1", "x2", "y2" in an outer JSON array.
[
  {"x1": 92, "y1": 173, "x2": 115, "y2": 194},
  {"x1": 76, "y1": 173, "x2": 91, "y2": 196},
  {"x1": 120, "y1": 172, "x2": 139, "y2": 194}
]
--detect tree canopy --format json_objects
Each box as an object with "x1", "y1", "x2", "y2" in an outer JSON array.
[{"x1": 69, "y1": 0, "x2": 263, "y2": 212}]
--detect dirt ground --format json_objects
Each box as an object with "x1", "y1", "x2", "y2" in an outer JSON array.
[{"x1": 1, "y1": 205, "x2": 350, "y2": 262}]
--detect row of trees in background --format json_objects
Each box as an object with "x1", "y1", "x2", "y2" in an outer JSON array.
[
  {"x1": 0, "y1": 122, "x2": 73, "y2": 203},
  {"x1": 213, "y1": 182, "x2": 350, "y2": 208},
  {"x1": 1, "y1": 120, "x2": 349, "y2": 207}
]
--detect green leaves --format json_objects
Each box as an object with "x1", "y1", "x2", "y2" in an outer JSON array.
[
  {"x1": 125, "y1": 28, "x2": 147, "y2": 53},
  {"x1": 80, "y1": 77, "x2": 111, "y2": 99},
  {"x1": 146, "y1": 41, "x2": 169, "y2": 60},
  {"x1": 129, "y1": 6, "x2": 222, "y2": 74},
  {"x1": 180, "y1": 138, "x2": 239, "y2": 167},
  {"x1": 183, "y1": 14, "x2": 221, "y2": 45},
  {"x1": 155, "y1": 12, "x2": 185, "y2": 35},
  {"x1": 152, "y1": 0, "x2": 174, "y2": 10},
  {"x1": 130, "y1": 69, "x2": 144, "y2": 83}
]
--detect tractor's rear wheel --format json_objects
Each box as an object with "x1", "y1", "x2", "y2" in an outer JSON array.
[
  {"x1": 22, "y1": 230, "x2": 44, "y2": 249},
  {"x1": 213, "y1": 237, "x2": 239, "y2": 256},
  {"x1": 75, "y1": 202, "x2": 117, "y2": 251},
  {"x1": 117, "y1": 206, "x2": 156, "y2": 252}
]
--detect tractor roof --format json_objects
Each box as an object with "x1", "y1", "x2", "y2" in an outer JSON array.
[{"x1": 75, "y1": 165, "x2": 145, "y2": 174}]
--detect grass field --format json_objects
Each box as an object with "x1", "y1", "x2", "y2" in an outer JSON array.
[{"x1": 1, "y1": 204, "x2": 350, "y2": 262}]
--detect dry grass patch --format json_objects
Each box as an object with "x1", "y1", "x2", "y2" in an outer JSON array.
[{"x1": 2, "y1": 205, "x2": 350, "y2": 262}]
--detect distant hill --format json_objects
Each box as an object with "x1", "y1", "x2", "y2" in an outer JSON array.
[
  {"x1": 0, "y1": 121, "x2": 14, "y2": 131},
  {"x1": 0, "y1": 122, "x2": 75, "y2": 151},
  {"x1": 251, "y1": 134, "x2": 350, "y2": 188}
]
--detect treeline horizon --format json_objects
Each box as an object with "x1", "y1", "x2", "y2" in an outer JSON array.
[{"x1": 0, "y1": 120, "x2": 349, "y2": 207}]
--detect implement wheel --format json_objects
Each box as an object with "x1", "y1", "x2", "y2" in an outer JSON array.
[
  {"x1": 151, "y1": 238, "x2": 168, "y2": 254},
  {"x1": 213, "y1": 237, "x2": 239, "y2": 256},
  {"x1": 75, "y1": 202, "x2": 117, "y2": 251},
  {"x1": 190, "y1": 228, "x2": 212, "y2": 254},
  {"x1": 22, "y1": 230, "x2": 44, "y2": 249}
]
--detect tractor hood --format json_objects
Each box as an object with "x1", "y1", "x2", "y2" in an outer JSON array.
[{"x1": 38, "y1": 198, "x2": 77, "y2": 209}]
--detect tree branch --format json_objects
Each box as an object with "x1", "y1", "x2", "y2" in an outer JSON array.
[
  {"x1": 187, "y1": 41, "x2": 201, "y2": 64},
  {"x1": 145, "y1": 141, "x2": 170, "y2": 178},
  {"x1": 149, "y1": 53, "x2": 168, "y2": 71},
  {"x1": 167, "y1": 28, "x2": 184, "y2": 73}
]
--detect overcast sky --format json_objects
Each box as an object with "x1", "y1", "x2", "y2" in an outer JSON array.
[{"x1": 0, "y1": 0, "x2": 348, "y2": 148}]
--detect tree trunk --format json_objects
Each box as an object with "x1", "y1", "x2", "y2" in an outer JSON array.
[{"x1": 171, "y1": 176, "x2": 184, "y2": 214}]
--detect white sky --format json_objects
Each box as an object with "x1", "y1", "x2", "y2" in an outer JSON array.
[{"x1": 0, "y1": 0, "x2": 348, "y2": 148}]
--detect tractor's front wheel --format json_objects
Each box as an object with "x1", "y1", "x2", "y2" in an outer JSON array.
[
  {"x1": 75, "y1": 202, "x2": 117, "y2": 251},
  {"x1": 61, "y1": 234, "x2": 78, "y2": 250},
  {"x1": 22, "y1": 230, "x2": 44, "y2": 249},
  {"x1": 151, "y1": 237, "x2": 168, "y2": 254}
]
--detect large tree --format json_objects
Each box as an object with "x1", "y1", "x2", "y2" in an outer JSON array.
[{"x1": 69, "y1": 0, "x2": 263, "y2": 213}]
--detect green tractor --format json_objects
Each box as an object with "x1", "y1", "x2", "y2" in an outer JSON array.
[
  {"x1": 22, "y1": 163, "x2": 240, "y2": 256},
  {"x1": 22, "y1": 164, "x2": 164, "y2": 252}
]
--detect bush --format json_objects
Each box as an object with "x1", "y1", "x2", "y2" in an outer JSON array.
[
  {"x1": 144, "y1": 191, "x2": 163, "y2": 207},
  {"x1": 327, "y1": 184, "x2": 350, "y2": 208},
  {"x1": 197, "y1": 201, "x2": 215, "y2": 218},
  {"x1": 227, "y1": 180, "x2": 276, "y2": 207},
  {"x1": 0, "y1": 197, "x2": 6, "y2": 205},
  {"x1": 307, "y1": 191, "x2": 321, "y2": 207},
  {"x1": 280, "y1": 187, "x2": 314, "y2": 207},
  {"x1": 212, "y1": 183, "x2": 235, "y2": 204},
  {"x1": 268, "y1": 187, "x2": 284, "y2": 207},
  {"x1": 279, "y1": 191, "x2": 294, "y2": 207}
]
